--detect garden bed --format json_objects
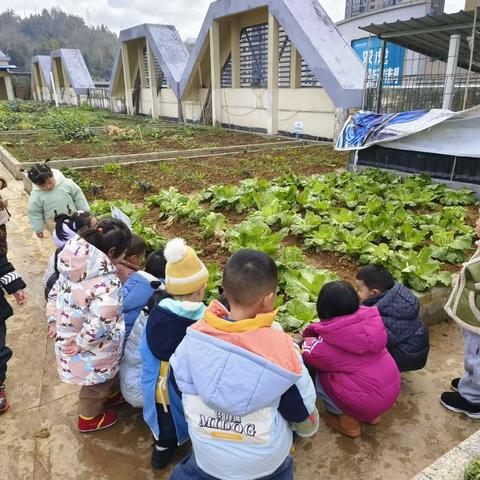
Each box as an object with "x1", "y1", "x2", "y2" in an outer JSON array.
[{"x1": 60, "y1": 150, "x2": 479, "y2": 333}]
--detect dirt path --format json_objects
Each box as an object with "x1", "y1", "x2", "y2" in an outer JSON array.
[{"x1": 0, "y1": 163, "x2": 477, "y2": 480}]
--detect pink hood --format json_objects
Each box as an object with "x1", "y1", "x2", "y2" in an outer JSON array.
[{"x1": 303, "y1": 307, "x2": 400, "y2": 422}]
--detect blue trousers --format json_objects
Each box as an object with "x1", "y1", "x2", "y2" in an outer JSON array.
[
  {"x1": 170, "y1": 453, "x2": 294, "y2": 480},
  {"x1": 315, "y1": 375, "x2": 342, "y2": 415},
  {"x1": 459, "y1": 329, "x2": 480, "y2": 404}
]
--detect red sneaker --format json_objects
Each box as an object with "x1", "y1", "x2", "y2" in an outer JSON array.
[
  {"x1": 78, "y1": 410, "x2": 118, "y2": 433},
  {"x1": 0, "y1": 383, "x2": 9, "y2": 414},
  {"x1": 103, "y1": 391, "x2": 126, "y2": 408}
]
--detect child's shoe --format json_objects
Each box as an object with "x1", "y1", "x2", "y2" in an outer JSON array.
[
  {"x1": 324, "y1": 412, "x2": 361, "y2": 438},
  {"x1": 0, "y1": 383, "x2": 10, "y2": 413},
  {"x1": 450, "y1": 378, "x2": 460, "y2": 392},
  {"x1": 103, "y1": 391, "x2": 126, "y2": 408},
  {"x1": 441, "y1": 392, "x2": 480, "y2": 419},
  {"x1": 151, "y1": 443, "x2": 177, "y2": 470},
  {"x1": 78, "y1": 410, "x2": 118, "y2": 433}
]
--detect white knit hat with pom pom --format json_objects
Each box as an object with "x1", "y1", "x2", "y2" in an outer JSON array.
[{"x1": 164, "y1": 238, "x2": 208, "y2": 295}]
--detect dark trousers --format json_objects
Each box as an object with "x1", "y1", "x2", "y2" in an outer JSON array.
[
  {"x1": 0, "y1": 224, "x2": 7, "y2": 255},
  {"x1": 0, "y1": 319, "x2": 12, "y2": 383},
  {"x1": 156, "y1": 403, "x2": 178, "y2": 448},
  {"x1": 170, "y1": 454, "x2": 294, "y2": 480}
]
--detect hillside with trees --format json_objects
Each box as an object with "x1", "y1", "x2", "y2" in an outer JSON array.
[{"x1": 0, "y1": 9, "x2": 117, "y2": 81}]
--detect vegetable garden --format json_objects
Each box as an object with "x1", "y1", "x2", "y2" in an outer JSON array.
[
  {"x1": 0, "y1": 102, "x2": 285, "y2": 162},
  {"x1": 70, "y1": 158, "x2": 478, "y2": 333}
]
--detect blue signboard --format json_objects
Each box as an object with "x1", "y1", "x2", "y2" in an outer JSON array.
[{"x1": 351, "y1": 36, "x2": 405, "y2": 86}]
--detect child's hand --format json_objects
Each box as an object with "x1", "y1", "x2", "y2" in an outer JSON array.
[
  {"x1": 47, "y1": 323, "x2": 57, "y2": 339},
  {"x1": 36, "y1": 231, "x2": 44, "y2": 239},
  {"x1": 13, "y1": 290, "x2": 26, "y2": 305},
  {"x1": 62, "y1": 337, "x2": 81, "y2": 356}
]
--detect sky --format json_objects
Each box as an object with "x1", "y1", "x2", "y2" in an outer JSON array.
[{"x1": 4, "y1": 0, "x2": 468, "y2": 39}]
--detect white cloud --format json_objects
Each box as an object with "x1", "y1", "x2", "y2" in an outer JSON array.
[{"x1": 2, "y1": 0, "x2": 470, "y2": 39}]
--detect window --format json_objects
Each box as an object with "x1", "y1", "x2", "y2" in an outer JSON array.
[
  {"x1": 240, "y1": 23, "x2": 268, "y2": 87},
  {"x1": 143, "y1": 47, "x2": 168, "y2": 89}
]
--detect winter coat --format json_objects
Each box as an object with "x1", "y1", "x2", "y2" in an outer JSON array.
[
  {"x1": 46, "y1": 235, "x2": 124, "y2": 386},
  {"x1": 363, "y1": 282, "x2": 429, "y2": 372},
  {"x1": 0, "y1": 252, "x2": 26, "y2": 323},
  {"x1": 445, "y1": 243, "x2": 480, "y2": 334},
  {"x1": 170, "y1": 309, "x2": 317, "y2": 480},
  {"x1": 122, "y1": 271, "x2": 161, "y2": 343},
  {"x1": 120, "y1": 310, "x2": 148, "y2": 407},
  {"x1": 28, "y1": 169, "x2": 89, "y2": 233},
  {"x1": 302, "y1": 306, "x2": 401, "y2": 422},
  {"x1": 142, "y1": 298, "x2": 206, "y2": 441}
]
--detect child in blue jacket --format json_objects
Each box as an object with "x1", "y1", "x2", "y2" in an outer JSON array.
[
  {"x1": 141, "y1": 238, "x2": 209, "y2": 470},
  {"x1": 169, "y1": 249, "x2": 319, "y2": 480},
  {"x1": 122, "y1": 249, "x2": 167, "y2": 343}
]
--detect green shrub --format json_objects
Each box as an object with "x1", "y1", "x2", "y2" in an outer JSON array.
[{"x1": 465, "y1": 458, "x2": 480, "y2": 480}]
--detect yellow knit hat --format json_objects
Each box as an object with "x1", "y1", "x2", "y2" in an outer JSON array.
[{"x1": 164, "y1": 238, "x2": 209, "y2": 295}]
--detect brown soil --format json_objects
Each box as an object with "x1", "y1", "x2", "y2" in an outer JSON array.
[
  {"x1": 8, "y1": 129, "x2": 284, "y2": 162},
  {"x1": 82, "y1": 145, "x2": 348, "y2": 203}
]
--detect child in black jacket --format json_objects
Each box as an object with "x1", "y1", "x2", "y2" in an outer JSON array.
[{"x1": 0, "y1": 251, "x2": 26, "y2": 412}]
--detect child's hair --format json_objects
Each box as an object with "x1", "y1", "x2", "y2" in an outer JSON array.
[
  {"x1": 0, "y1": 177, "x2": 7, "y2": 190},
  {"x1": 27, "y1": 163, "x2": 53, "y2": 186},
  {"x1": 316, "y1": 281, "x2": 359, "y2": 321},
  {"x1": 80, "y1": 218, "x2": 132, "y2": 259},
  {"x1": 54, "y1": 211, "x2": 94, "y2": 243},
  {"x1": 356, "y1": 265, "x2": 395, "y2": 293},
  {"x1": 145, "y1": 249, "x2": 166, "y2": 279},
  {"x1": 223, "y1": 249, "x2": 277, "y2": 306},
  {"x1": 125, "y1": 234, "x2": 147, "y2": 259}
]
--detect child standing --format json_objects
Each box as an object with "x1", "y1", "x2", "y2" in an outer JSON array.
[
  {"x1": 303, "y1": 281, "x2": 400, "y2": 438},
  {"x1": 27, "y1": 163, "x2": 89, "y2": 238},
  {"x1": 0, "y1": 252, "x2": 26, "y2": 413},
  {"x1": 116, "y1": 234, "x2": 147, "y2": 284},
  {"x1": 0, "y1": 177, "x2": 10, "y2": 254},
  {"x1": 141, "y1": 238, "x2": 208, "y2": 470},
  {"x1": 46, "y1": 218, "x2": 132, "y2": 432},
  {"x1": 442, "y1": 218, "x2": 480, "y2": 418},
  {"x1": 356, "y1": 265, "x2": 430, "y2": 372},
  {"x1": 169, "y1": 249, "x2": 318, "y2": 480}
]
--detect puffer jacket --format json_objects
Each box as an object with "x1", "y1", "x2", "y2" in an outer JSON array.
[
  {"x1": 302, "y1": 306, "x2": 400, "y2": 422},
  {"x1": 122, "y1": 271, "x2": 160, "y2": 343},
  {"x1": 46, "y1": 235, "x2": 124, "y2": 386},
  {"x1": 28, "y1": 169, "x2": 89, "y2": 233},
  {"x1": 170, "y1": 309, "x2": 317, "y2": 480},
  {"x1": 120, "y1": 309, "x2": 148, "y2": 407},
  {"x1": 0, "y1": 251, "x2": 26, "y2": 323},
  {"x1": 363, "y1": 282, "x2": 429, "y2": 372}
]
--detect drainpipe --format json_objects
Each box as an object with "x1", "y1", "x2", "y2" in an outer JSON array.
[{"x1": 442, "y1": 34, "x2": 461, "y2": 110}]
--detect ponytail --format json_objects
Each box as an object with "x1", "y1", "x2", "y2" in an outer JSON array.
[
  {"x1": 27, "y1": 162, "x2": 53, "y2": 186},
  {"x1": 54, "y1": 210, "x2": 95, "y2": 244},
  {"x1": 80, "y1": 217, "x2": 132, "y2": 259}
]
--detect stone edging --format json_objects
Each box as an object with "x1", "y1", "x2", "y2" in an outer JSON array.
[
  {"x1": 2, "y1": 139, "x2": 312, "y2": 180},
  {"x1": 411, "y1": 430, "x2": 480, "y2": 480}
]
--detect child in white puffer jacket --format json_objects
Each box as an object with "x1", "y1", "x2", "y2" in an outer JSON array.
[{"x1": 120, "y1": 287, "x2": 169, "y2": 407}]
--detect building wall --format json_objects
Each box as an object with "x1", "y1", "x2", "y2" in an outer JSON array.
[{"x1": 344, "y1": 0, "x2": 443, "y2": 20}]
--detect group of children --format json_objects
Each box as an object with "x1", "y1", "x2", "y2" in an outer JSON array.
[{"x1": 0, "y1": 160, "x2": 478, "y2": 479}]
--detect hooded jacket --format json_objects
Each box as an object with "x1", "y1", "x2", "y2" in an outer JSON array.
[
  {"x1": 445, "y1": 243, "x2": 480, "y2": 334},
  {"x1": 303, "y1": 306, "x2": 400, "y2": 422},
  {"x1": 122, "y1": 271, "x2": 162, "y2": 342},
  {"x1": 141, "y1": 298, "x2": 207, "y2": 441},
  {"x1": 28, "y1": 169, "x2": 89, "y2": 232},
  {"x1": 363, "y1": 282, "x2": 429, "y2": 372},
  {"x1": 46, "y1": 235, "x2": 124, "y2": 386},
  {"x1": 170, "y1": 310, "x2": 317, "y2": 480}
]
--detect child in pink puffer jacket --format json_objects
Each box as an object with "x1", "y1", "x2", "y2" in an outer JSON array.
[{"x1": 302, "y1": 281, "x2": 401, "y2": 438}]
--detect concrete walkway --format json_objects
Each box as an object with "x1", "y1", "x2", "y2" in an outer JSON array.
[{"x1": 0, "y1": 164, "x2": 478, "y2": 480}]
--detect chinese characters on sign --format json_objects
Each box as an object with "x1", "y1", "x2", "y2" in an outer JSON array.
[{"x1": 351, "y1": 36, "x2": 405, "y2": 86}]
